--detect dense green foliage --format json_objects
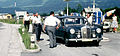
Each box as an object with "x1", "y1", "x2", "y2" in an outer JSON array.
[
  {"x1": 117, "y1": 24, "x2": 120, "y2": 32},
  {"x1": 64, "y1": 3, "x2": 82, "y2": 15},
  {"x1": 102, "y1": 7, "x2": 120, "y2": 24}
]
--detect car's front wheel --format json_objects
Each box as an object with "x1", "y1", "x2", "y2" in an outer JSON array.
[
  {"x1": 65, "y1": 38, "x2": 69, "y2": 46},
  {"x1": 93, "y1": 41, "x2": 100, "y2": 46}
]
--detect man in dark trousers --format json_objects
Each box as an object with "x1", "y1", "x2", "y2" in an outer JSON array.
[
  {"x1": 23, "y1": 13, "x2": 30, "y2": 32},
  {"x1": 34, "y1": 13, "x2": 42, "y2": 42},
  {"x1": 43, "y1": 11, "x2": 60, "y2": 48}
]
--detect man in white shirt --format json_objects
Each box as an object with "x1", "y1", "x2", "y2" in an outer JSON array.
[
  {"x1": 34, "y1": 13, "x2": 42, "y2": 42},
  {"x1": 43, "y1": 11, "x2": 60, "y2": 48},
  {"x1": 23, "y1": 13, "x2": 30, "y2": 32},
  {"x1": 86, "y1": 13, "x2": 93, "y2": 25}
]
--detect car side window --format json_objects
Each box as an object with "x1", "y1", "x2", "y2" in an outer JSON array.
[
  {"x1": 84, "y1": 18, "x2": 88, "y2": 24},
  {"x1": 80, "y1": 19, "x2": 84, "y2": 24},
  {"x1": 75, "y1": 18, "x2": 80, "y2": 24},
  {"x1": 61, "y1": 19, "x2": 64, "y2": 26}
]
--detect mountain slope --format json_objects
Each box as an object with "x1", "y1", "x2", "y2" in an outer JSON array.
[{"x1": 0, "y1": 0, "x2": 120, "y2": 14}]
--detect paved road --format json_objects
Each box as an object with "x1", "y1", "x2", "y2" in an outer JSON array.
[
  {"x1": 21, "y1": 31, "x2": 120, "y2": 56},
  {"x1": 0, "y1": 22, "x2": 22, "y2": 56},
  {"x1": 1, "y1": 22, "x2": 120, "y2": 56}
]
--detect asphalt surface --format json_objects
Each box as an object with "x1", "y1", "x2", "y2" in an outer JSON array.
[
  {"x1": 1, "y1": 22, "x2": 120, "y2": 56},
  {"x1": 21, "y1": 31, "x2": 120, "y2": 56},
  {"x1": 0, "y1": 22, "x2": 22, "y2": 56}
]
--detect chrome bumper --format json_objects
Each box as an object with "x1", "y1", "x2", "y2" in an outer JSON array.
[{"x1": 68, "y1": 38, "x2": 103, "y2": 42}]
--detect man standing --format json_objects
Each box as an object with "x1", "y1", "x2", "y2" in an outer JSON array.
[
  {"x1": 111, "y1": 14, "x2": 118, "y2": 33},
  {"x1": 86, "y1": 13, "x2": 93, "y2": 25},
  {"x1": 43, "y1": 11, "x2": 60, "y2": 48},
  {"x1": 34, "y1": 13, "x2": 42, "y2": 42},
  {"x1": 23, "y1": 13, "x2": 30, "y2": 32}
]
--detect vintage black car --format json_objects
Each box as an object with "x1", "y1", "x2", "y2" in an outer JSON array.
[{"x1": 55, "y1": 16, "x2": 103, "y2": 46}]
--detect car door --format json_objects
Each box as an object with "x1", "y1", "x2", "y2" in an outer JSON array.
[{"x1": 55, "y1": 21, "x2": 65, "y2": 39}]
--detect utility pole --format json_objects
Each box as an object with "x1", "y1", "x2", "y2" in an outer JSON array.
[
  {"x1": 14, "y1": 0, "x2": 19, "y2": 24},
  {"x1": 64, "y1": 0, "x2": 70, "y2": 16},
  {"x1": 67, "y1": 2, "x2": 69, "y2": 16},
  {"x1": 93, "y1": 0, "x2": 95, "y2": 12},
  {"x1": 15, "y1": 0, "x2": 16, "y2": 13}
]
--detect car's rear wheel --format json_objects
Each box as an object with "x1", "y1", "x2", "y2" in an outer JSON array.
[{"x1": 107, "y1": 28, "x2": 110, "y2": 32}]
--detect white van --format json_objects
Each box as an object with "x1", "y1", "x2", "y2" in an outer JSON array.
[{"x1": 103, "y1": 21, "x2": 111, "y2": 32}]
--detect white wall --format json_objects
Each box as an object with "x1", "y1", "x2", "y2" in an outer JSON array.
[
  {"x1": 16, "y1": 11, "x2": 27, "y2": 17},
  {"x1": 0, "y1": 15, "x2": 7, "y2": 19}
]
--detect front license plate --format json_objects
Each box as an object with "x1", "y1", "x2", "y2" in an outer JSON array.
[{"x1": 82, "y1": 39, "x2": 93, "y2": 42}]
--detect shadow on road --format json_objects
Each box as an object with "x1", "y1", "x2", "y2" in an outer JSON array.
[
  {"x1": 65, "y1": 42, "x2": 100, "y2": 47},
  {"x1": 56, "y1": 38, "x2": 101, "y2": 47}
]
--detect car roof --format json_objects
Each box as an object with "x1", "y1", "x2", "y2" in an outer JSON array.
[{"x1": 57, "y1": 16, "x2": 86, "y2": 19}]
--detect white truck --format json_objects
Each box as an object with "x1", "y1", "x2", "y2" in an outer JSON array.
[{"x1": 15, "y1": 11, "x2": 27, "y2": 19}]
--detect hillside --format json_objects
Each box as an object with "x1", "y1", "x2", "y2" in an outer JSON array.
[{"x1": 0, "y1": 0, "x2": 120, "y2": 14}]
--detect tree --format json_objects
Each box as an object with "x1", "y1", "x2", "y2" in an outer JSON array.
[
  {"x1": 103, "y1": 7, "x2": 120, "y2": 24},
  {"x1": 77, "y1": 4, "x2": 82, "y2": 13},
  {"x1": 64, "y1": 7, "x2": 72, "y2": 15},
  {"x1": 64, "y1": 7, "x2": 79, "y2": 15}
]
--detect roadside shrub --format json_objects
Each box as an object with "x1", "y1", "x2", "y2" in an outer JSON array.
[
  {"x1": 18, "y1": 25, "x2": 37, "y2": 49},
  {"x1": 19, "y1": 26, "x2": 31, "y2": 49},
  {"x1": 0, "y1": 19, "x2": 23, "y2": 24}
]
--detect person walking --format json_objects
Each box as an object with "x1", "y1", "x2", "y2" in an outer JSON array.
[
  {"x1": 23, "y1": 13, "x2": 30, "y2": 32},
  {"x1": 43, "y1": 11, "x2": 60, "y2": 48},
  {"x1": 111, "y1": 14, "x2": 118, "y2": 33},
  {"x1": 34, "y1": 13, "x2": 42, "y2": 42}
]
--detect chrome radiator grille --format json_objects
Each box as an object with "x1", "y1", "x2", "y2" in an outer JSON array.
[{"x1": 81, "y1": 27, "x2": 91, "y2": 38}]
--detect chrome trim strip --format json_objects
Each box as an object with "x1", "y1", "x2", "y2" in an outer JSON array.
[{"x1": 68, "y1": 38, "x2": 103, "y2": 42}]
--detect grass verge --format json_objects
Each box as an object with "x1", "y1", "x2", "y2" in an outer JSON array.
[
  {"x1": 19, "y1": 26, "x2": 37, "y2": 49},
  {"x1": 0, "y1": 19, "x2": 23, "y2": 24}
]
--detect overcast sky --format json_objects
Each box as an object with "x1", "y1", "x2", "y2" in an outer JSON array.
[
  {"x1": 0, "y1": 0, "x2": 48, "y2": 8},
  {"x1": 0, "y1": 0, "x2": 120, "y2": 9}
]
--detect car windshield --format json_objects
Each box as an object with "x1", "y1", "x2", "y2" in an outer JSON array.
[{"x1": 65, "y1": 18, "x2": 84, "y2": 24}]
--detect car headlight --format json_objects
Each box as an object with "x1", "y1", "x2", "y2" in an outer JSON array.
[
  {"x1": 93, "y1": 34, "x2": 96, "y2": 37},
  {"x1": 96, "y1": 28, "x2": 101, "y2": 33},
  {"x1": 70, "y1": 29, "x2": 75, "y2": 34}
]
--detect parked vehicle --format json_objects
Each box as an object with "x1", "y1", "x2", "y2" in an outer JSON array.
[
  {"x1": 55, "y1": 16, "x2": 103, "y2": 46},
  {"x1": 103, "y1": 21, "x2": 111, "y2": 32}
]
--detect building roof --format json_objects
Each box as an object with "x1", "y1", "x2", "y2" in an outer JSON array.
[
  {"x1": 84, "y1": 7, "x2": 101, "y2": 12},
  {"x1": 0, "y1": 13, "x2": 9, "y2": 16}
]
